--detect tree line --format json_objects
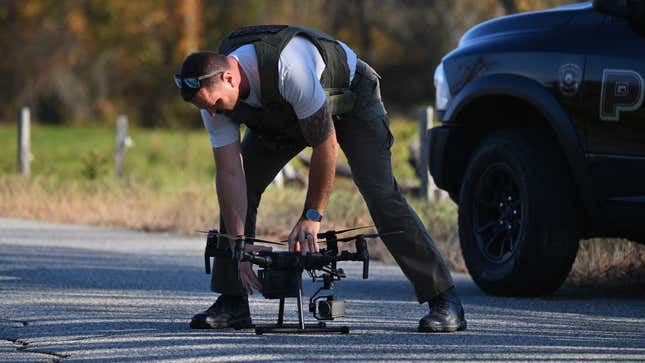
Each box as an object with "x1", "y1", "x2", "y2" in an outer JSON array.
[{"x1": 1, "y1": 0, "x2": 579, "y2": 128}]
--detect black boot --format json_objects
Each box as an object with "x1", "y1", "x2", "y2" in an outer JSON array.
[
  {"x1": 418, "y1": 287, "x2": 467, "y2": 332},
  {"x1": 190, "y1": 295, "x2": 252, "y2": 329}
]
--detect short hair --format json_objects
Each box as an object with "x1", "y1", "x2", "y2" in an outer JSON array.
[{"x1": 178, "y1": 51, "x2": 230, "y2": 101}]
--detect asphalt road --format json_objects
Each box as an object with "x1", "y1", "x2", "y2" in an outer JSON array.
[{"x1": 1, "y1": 218, "x2": 644, "y2": 362}]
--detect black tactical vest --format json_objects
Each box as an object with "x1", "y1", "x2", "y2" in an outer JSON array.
[{"x1": 218, "y1": 25, "x2": 354, "y2": 143}]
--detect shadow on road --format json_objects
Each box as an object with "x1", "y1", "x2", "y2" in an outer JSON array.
[
  {"x1": 2, "y1": 236, "x2": 644, "y2": 361},
  {"x1": 2, "y1": 242, "x2": 644, "y2": 300}
]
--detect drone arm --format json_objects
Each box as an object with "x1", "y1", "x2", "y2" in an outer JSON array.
[
  {"x1": 205, "y1": 255, "x2": 211, "y2": 274},
  {"x1": 354, "y1": 236, "x2": 369, "y2": 279},
  {"x1": 240, "y1": 252, "x2": 273, "y2": 268},
  {"x1": 205, "y1": 230, "x2": 231, "y2": 274},
  {"x1": 362, "y1": 254, "x2": 369, "y2": 279},
  {"x1": 203, "y1": 232, "x2": 245, "y2": 279}
]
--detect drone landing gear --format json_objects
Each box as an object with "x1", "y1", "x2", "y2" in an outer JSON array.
[{"x1": 254, "y1": 284, "x2": 349, "y2": 335}]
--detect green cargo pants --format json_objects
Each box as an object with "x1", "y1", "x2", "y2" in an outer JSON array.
[{"x1": 211, "y1": 59, "x2": 454, "y2": 303}]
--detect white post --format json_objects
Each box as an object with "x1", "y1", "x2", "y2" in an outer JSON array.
[
  {"x1": 273, "y1": 164, "x2": 304, "y2": 189},
  {"x1": 18, "y1": 107, "x2": 31, "y2": 176},
  {"x1": 419, "y1": 105, "x2": 448, "y2": 201},
  {"x1": 273, "y1": 170, "x2": 285, "y2": 189},
  {"x1": 418, "y1": 106, "x2": 433, "y2": 200},
  {"x1": 115, "y1": 115, "x2": 128, "y2": 178}
]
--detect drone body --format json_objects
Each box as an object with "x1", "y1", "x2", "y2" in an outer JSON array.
[{"x1": 202, "y1": 227, "x2": 402, "y2": 334}]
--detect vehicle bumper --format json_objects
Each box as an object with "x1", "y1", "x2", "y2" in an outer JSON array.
[{"x1": 427, "y1": 124, "x2": 465, "y2": 194}]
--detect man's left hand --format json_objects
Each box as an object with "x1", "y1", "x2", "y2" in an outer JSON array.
[{"x1": 287, "y1": 219, "x2": 321, "y2": 255}]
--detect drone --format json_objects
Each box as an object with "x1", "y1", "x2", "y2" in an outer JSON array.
[{"x1": 201, "y1": 226, "x2": 403, "y2": 335}]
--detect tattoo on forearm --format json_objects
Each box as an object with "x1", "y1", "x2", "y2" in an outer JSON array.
[{"x1": 298, "y1": 103, "x2": 334, "y2": 147}]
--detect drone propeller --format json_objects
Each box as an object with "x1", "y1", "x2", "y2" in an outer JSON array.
[
  {"x1": 210, "y1": 231, "x2": 286, "y2": 246},
  {"x1": 278, "y1": 225, "x2": 375, "y2": 243},
  {"x1": 329, "y1": 230, "x2": 405, "y2": 243},
  {"x1": 201, "y1": 226, "x2": 395, "y2": 246},
  {"x1": 326, "y1": 225, "x2": 375, "y2": 235}
]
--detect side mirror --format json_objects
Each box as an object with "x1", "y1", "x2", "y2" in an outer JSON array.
[
  {"x1": 593, "y1": 0, "x2": 632, "y2": 19},
  {"x1": 594, "y1": 0, "x2": 645, "y2": 34},
  {"x1": 593, "y1": 0, "x2": 645, "y2": 23}
]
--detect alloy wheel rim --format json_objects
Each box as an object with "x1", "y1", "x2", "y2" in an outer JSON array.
[{"x1": 472, "y1": 163, "x2": 522, "y2": 264}]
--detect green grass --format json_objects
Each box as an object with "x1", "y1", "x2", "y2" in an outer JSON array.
[
  {"x1": 0, "y1": 115, "x2": 459, "y2": 252},
  {"x1": 3, "y1": 119, "x2": 643, "y2": 286},
  {"x1": 0, "y1": 124, "x2": 215, "y2": 192},
  {"x1": 0, "y1": 117, "x2": 463, "y2": 269},
  {"x1": 0, "y1": 114, "x2": 421, "y2": 193}
]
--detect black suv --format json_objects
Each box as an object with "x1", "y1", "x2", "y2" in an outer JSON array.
[{"x1": 428, "y1": 0, "x2": 645, "y2": 296}]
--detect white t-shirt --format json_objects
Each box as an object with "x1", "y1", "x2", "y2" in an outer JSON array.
[{"x1": 201, "y1": 36, "x2": 357, "y2": 148}]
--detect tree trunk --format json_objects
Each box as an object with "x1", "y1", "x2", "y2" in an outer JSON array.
[
  {"x1": 499, "y1": 0, "x2": 518, "y2": 14},
  {"x1": 181, "y1": 0, "x2": 202, "y2": 53}
]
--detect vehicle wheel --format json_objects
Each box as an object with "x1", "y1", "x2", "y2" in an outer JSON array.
[{"x1": 458, "y1": 129, "x2": 579, "y2": 296}]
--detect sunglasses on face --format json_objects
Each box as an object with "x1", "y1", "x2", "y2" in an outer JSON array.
[{"x1": 173, "y1": 70, "x2": 224, "y2": 89}]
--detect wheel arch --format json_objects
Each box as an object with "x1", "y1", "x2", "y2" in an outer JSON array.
[{"x1": 441, "y1": 74, "x2": 594, "y2": 215}]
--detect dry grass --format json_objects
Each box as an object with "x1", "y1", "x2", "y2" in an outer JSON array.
[
  {"x1": 2, "y1": 177, "x2": 644, "y2": 289},
  {"x1": 0, "y1": 175, "x2": 380, "y2": 236},
  {"x1": 0, "y1": 176, "x2": 219, "y2": 233},
  {"x1": 567, "y1": 238, "x2": 645, "y2": 288}
]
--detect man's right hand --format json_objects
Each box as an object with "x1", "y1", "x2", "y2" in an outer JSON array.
[{"x1": 237, "y1": 244, "x2": 272, "y2": 295}]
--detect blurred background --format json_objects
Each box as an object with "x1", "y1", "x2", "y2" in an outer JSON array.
[
  {"x1": 0, "y1": 0, "x2": 578, "y2": 127},
  {"x1": 3, "y1": 0, "x2": 643, "y2": 287}
]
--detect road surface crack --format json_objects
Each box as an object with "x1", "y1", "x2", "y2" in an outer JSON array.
[
  {"x1": 3, "y1": 338, "x2": 70, "y2": 361},
  {"x1": 0, "y1": 318, "x2": 29, "y2": 327}
]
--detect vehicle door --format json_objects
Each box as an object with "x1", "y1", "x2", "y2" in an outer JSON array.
[{"x1": 583, "y1": 15, "x2": 645, "y2": 220}]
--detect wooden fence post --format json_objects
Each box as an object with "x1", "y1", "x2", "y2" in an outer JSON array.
[
  {"x1": 273, "y1": 164, "x2": 307, "y2": 189},
  {"x1": 115, "y1": 115, "x2": 128, "y2": 178},
  {"x1": 17, "y1": 107, "x2": 32, "y2": 176},
  {"x1": 418, "y1": 105, "x2": 448, "y2": 201},
  {"x1": 418, "y1": 106, "x2": 433, "y2": 200},
  {"x1": 273, "y1": 168, "x2": 285, "y2": 189}
]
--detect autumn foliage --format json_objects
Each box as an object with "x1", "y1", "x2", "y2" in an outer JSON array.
[{"x1": 0, "y1": 0, "x2": 579, "y2": 127}]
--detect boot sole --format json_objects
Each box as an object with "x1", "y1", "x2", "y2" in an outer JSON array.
[
  {"x1": 418, "y1": 320, "x2": 467, "y2": 333},
  {"x1": 205, "y1": 316, "x2": 253, "y2": 330},
  {"x1": 190, "y1": 316, "x2": 253, "y2": 330}
]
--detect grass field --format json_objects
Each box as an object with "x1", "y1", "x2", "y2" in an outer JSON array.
[
  {"x1": 0, "y1": 117, "x2": 459, "y2": 263},
  {"x1": 1, "y1": 119, "x2": 643, "y2": 287},
  {"x1": 1, "y1": 117, "x2": 419, "y2": 190}
]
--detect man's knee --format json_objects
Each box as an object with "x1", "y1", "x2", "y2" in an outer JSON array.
[
  {"x1": 362, "y1": 187, "x2": 413, "y2": 223},
  {"x1": 353, "y1": 173, "x2": 399, "y2": 203}
]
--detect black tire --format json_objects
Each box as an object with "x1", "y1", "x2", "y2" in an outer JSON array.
[{"x1": 458, "y1": 129, "x2": 579, "y2": 296}]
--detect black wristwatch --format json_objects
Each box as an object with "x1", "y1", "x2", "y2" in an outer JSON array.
[{"x1": 302, "y1": 208, "x2": 323, "y2": 222}]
